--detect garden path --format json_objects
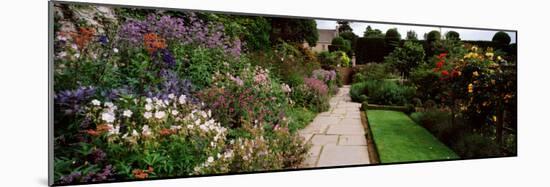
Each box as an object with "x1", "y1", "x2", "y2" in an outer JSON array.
[{"x1": 298, "y1": 85, "x2": 370, "y2": 167}]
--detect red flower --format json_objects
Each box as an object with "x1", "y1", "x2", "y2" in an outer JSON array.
[
  {"x1": 433, "y1": 68, "x2": 440, "y2": 72},
  {"x1": 436, "y1": 61, "x2": 444, "y2": 68},
  {"x1": 441, "y1": 70, "x2": 449, "y2": 76},
  {"x1": 451, "y1": 69, "x2": 460, "y2": 77},
  {"x1": 438, "y1": 53, "x2": 448, "y2": 59}
]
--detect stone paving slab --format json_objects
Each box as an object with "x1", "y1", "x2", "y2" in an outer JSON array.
[
  {"x1": 299, "y1": 85, "x2": 370, "y2": 168},
  {"x1": 317, "y1": 145, "x2": 370, "y2": 167},
  {"x1": 338, "y1": 135, "x2": 367, "y2": 146}
]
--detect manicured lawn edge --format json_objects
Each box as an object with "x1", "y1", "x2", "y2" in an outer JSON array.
[
  {"x1": 366, "y1": 110, "x2": 459, "y2": 163},
  {"x1": 360, "y1": 111, "x2": 380, "y2": 164}
]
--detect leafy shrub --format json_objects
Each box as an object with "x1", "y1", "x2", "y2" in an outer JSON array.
[
  {"x1": 384, "y1": 40, "x2": 425, "y2": 78},
  {"x1": 350, "y1": 80, "x2": 415, "y2": 105},
  {"x1": 351, "y1": 63, "x2": 390, "y2": 83},
  {"x1": 330, "y1": 36, "x2": 352, "y2": 54},
  {"x1": 290, "y1": 78, "x2": 330, "y2": 112},
  {"x1": 355, "y1": 37, "x2": 387, "y2": 63},
  {"x1": 317, "y1": 51, "x2": 350, "y2": 67}
]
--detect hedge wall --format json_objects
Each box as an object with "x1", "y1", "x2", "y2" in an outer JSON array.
[
  {"x1": 355, "y1": 37, "x2": 387, "y2": 64},
  {"x1": 353, "y1": 38, "x2": 516, "y2": 64}
]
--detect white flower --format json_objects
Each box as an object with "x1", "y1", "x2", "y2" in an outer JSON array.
[
  {"x1": 74, "y1": 53, "x2": 80, "y2": 58},
  {"x1": 58, "y1": 51, "x2": 67, "y2": 58},
  {"x1": 142, "y1": 125, "x2": 151, "y2": 136},
  {"x1": 178, "y1": 95, "x2": 187, "y2": 104},
  {"x1": 170, "y1": 125, "x2": 181, "y2": 130},
  {"x1": 108, "y1": 124, "x2": 120, "y2": 135},
  {"x1": 145, "y1": 98, "x2": 152, "y2": 103},
  {"x1": 104, "y1": 102, "x2": 114, "y2": 108},
  {"x1": 145, "y1": 104, "x2": 153, "y2": 111},
  {"x1": 207, "y1": 156, "x2": 214, "y2": 163},
  {"x1": 131, "y1": 129, "x2": 139, "y2": 137},
  {"x1": 171, "y1": 110, "x2": 179, "y2": 115},
  {"x1": 113, "y1": 48, "x2": 119, "y2": 53},
  {"x1": 143, "y1": 112, "x2": 152, "y2": 119},
  {"x1": 168, "y1": 94, "x2": 175, "y2": 99},
  {"x1": 101, "y1": 112, "x2": 115, "y2": 123},
  {"x1": 154, "y1": 111, "x2": 166, "y2": 119},
  {"x1": 91, "y1": 99, "x2": 101, "y2": 106},
  {"x1": 123, "y1": 110, "x2": 133, "y2": 117},
  {"x1": 199, "y1": 124, "x2": 208, "y2": 131},
  {"x1": 71, "y1": 44, "x2": 78, "y2": 50},
  {"x1": 207, "y1": 110, "x2": 212, "y2": 117}
]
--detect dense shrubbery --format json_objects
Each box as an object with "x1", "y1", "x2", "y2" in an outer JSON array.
[
  {"x1": 350, "y1": 80, "x2": 415, "y2": 105},
  {"x1": 351, "y1": 63, "x2": 392, "y2": 83}
]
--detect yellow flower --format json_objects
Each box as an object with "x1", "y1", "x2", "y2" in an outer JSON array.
[
  {"x1": 492, "y1": 115, "x2": 497, "y2": 122},
  {"x1": 485, "y1": 52, "x2": 494, "y2": 60},
  {"x1": 472, "y1": 71, "x2": 479, "y2": 77},
  {"x1": 497, "y1": 56, "x2": 502, "y2": 61},
  {"x1": 471, "y1": 46, "x2": 478, "y2": 51},
  {"x1": 468, "y1": 83, "x2": 473, "y2": 93}
]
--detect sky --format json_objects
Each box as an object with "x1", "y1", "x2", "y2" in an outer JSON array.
[{"x1": 315, "y1": 20, "x2": 517, "y2": 43}]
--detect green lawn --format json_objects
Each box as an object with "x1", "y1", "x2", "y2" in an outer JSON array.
[{"x1": 367, "y1": 110, "x2": 459, "y2": 163}]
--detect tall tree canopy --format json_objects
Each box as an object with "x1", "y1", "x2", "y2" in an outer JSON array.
[
  {"x1": 363, "y1": 25, "x2": 384, "y2": 38},
  {"x1": 269, "y1": 18, "x2": 319, "y2": 46}
]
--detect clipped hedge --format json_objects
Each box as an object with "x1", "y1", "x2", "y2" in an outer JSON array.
[{"x1": 355, "y1": 37, "x2": 387, "y2": 64}]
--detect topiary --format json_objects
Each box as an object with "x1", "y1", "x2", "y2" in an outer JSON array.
[
  {"x1": 445, "y1": 31, "x2": 460, "y2": 41},
  {"x1": 492, "y1": 31, "x2": 511, "y2": 47},
  {"x1": 385, "y1": 28, "x2": 402, "y2": 51},
  {"x1": 426, "y1": 30, "x2": 441, "y2": 43}
]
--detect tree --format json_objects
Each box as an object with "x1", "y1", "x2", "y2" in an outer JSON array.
[
  {"x1": 385, "y1": 28, "x2": 402, "y2": 52},
  {"x1": 337, "y1": 21, "x2": 353, "y2": 33},
  {"x1": 331, "y1": 36, "x2": 352, "y2": 54},
  {"x1": 269, "y1": 18, "x2": 319, "y2": 46},
  {"x1": 406, "y1": 30, "x2": 418, "y2": 41},
  {"x1": 339, "y1": 31, "x2": 358, "y2": 54},
  {"x1": 492, "y1": 31, "x2": 511, "y2": 46},
  {"x1": 363, "y1": 25, "x2": 384, "y2": 38},
  {"x1": 445, "y1": 31, "x2": 461, "y2": 41},
  {"x1": 427, "y1": 30, "x2": 441, "y2": 43}
]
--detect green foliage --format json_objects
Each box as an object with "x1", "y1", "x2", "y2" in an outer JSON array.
[
  {"x1": 352, "y1": 63, "x2": 390, "y2": 83},
  {"x1": 492, "y1": 31, "x2": 511, "y2": 46},
  {"x1": 355, "y1": 37, "x2": 387, "y2": 63},
  {"x1": 384, "y1": 28, "x2": 402, "y2": 51},
  {"x1": 290, "y1": 84, "x2": 330, "y2": 113},
  {"x1": 286, "y1": 107, "x2": 316, "y2": 133},
  {"x1": 384, "y1": 40, "x2": 425, "y2": 78},
  {"x1": 350, "y1": 80, "x2": 415, "y2": 105},
  {"x1": 363, "y1": 25, "x2": 384, "y2": 38},
  {"x1": 185, "y1": 47, "x2": 226, "y2": 89},
  {"x1": 337, "y1": 21, "x2": 353, "y2": 33},
  {"x1": 331, "y1": 36, "x2": 352, "y2": 54},
  {"x1": 426, "y1": 30, "x2": 441, "y2": 43},
  {"x1": 318, "y1": 51, "x2": 350, "y2": 67},
  {"x1": 445, "y1": 31, "x2": 460, "y2": 41},
  {"x1": 270, "y1": 18, "x2": 318, "y2": 46},
  {"x1": 406, "y1": 30, "x2": 418, "y2": 41}
]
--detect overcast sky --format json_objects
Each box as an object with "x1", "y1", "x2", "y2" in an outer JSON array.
[{"x1": 316, "y1": 20, "x2": 517, "y2": 43}]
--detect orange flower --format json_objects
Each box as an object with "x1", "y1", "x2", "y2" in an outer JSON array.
[
  {"x1": 159, "y1": 128, "x2": 173, "y2": 136},
  {"x1": 132, "y1": 169, "x2": 149, "y2": 179},
  {"x1": 96, "y1": 124, "x2": 111, "y2": 133},
  {"x1": 143, "y1": 33, "x2": 166, "y2": 54},
  {"x1": 71, "y1": 27, "x2": 95, "y2": 50},
  {"x1": 85, "y1": 129, "x2": 100, "y2": 136}
]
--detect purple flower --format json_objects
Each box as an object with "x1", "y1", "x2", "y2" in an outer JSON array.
[
  {"x1": 98, "y1": 35, "x2": 109, "y2": 45},
  {"x1": 55, "y1": 86, "x2": 96, "y2": 115},
  {"x1": 304, "y1": 77, "x2": 329, "y2": 96}
]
